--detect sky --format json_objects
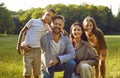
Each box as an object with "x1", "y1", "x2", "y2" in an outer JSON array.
[{"x1": 1, "y1": 0, "x2": 120, "y2": 16}]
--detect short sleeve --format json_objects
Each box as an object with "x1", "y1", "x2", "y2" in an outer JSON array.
[{"x1": 25, "y1": 19, "x2": 33, "y2": 28}]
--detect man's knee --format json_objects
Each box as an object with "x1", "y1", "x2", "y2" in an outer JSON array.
[{"x1": 67, "y1": 60, "x2": 76, "y2": 68}]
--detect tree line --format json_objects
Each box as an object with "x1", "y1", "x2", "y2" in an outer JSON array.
[{"x1": 0, "y1": 3, "x2": 120, "y2": 35}]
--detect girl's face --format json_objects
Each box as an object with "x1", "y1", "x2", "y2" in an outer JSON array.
[
  {"x1": 71, "y1": 25, "x2": 82, "y2": 38},
  {"x1": 83, "y1": 21, "x2": 93, "y2": 33}
]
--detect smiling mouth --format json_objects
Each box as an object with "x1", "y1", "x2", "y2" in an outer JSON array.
[{"x1": 54, "y1": 27, "x2": 60, "y2": 30}]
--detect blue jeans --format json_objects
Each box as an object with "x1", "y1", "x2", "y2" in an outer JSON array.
[{"x1": 41, "y1": 59, "x2": 76, "y2": 78}]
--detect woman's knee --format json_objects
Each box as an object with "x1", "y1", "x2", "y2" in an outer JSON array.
[{"x1": 80, "y1": 63, "x2": 89, "y2": 69}]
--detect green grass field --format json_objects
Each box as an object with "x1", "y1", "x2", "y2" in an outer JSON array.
[{"x1": 0, "y1": 35, "x2": 120, "y2": 78}]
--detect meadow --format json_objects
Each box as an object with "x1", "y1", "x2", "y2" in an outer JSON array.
[{"x1": 0, "y1": 35, "x2": 120, "y2": 78}]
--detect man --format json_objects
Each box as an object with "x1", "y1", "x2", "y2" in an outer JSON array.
[
  {"x1": 40, "y1": 15, "x2": 76, "y2": 78},
  {"x1": 16, "y1": 8, "x2": 56, "y2": 78}
]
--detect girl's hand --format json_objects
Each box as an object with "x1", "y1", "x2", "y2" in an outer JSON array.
[{"x1": 76, "y1": 65, "x2": 80, "y2": 74}]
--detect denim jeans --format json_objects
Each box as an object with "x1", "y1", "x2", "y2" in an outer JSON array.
[{"x1": 41, "y1": 59, "x2": 76, "y2": 78}]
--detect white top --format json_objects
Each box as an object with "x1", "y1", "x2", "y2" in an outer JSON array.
[
  {"x1": 50, "y1": 39, "x2": 61, "y2": 59},
  {"x1": 23, "y1": 18, "x2": 49, "y2": 48}
]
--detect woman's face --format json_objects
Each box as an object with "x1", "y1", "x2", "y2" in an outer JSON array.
[
  {"x1": 71, "y1": 25, "x2": 82, "y2": 38},
  {"x1": 83, "y1": 21, "x2": 93, "y2": 33}
]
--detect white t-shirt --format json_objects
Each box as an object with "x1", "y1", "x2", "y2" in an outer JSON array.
[
  {"x1": 50, "y1": 39, "x2": 61, "y2": 59},
  {"x1": 23, "y1": 18, "x2": 49, "y2": 48}
]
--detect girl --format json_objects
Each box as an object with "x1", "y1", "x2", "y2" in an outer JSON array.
[{"x1": 83, "y1": 16, "x2": 108, "y2": 78}]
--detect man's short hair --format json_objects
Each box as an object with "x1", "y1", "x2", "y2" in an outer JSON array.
[{"x1": 53, "y1": 15, "x2": 65, "y2": 22}]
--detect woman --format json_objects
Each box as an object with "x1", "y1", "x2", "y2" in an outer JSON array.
[
  {"x1": 70, "y1": 22, "x2": 98, "y2": 78},
  {"x1": 83, "y1": 16, "x2": 108, "y2": 78}
]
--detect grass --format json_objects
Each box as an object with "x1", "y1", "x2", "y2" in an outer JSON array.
[
  {"x1": 105, "y1": 36, "x2": 120, "y2": 78},
  {"x1": 0, "y1": 35, "x2": 23, "y2": 78},
  {"x1": 0, "y1": 35, "x2": 120, "y2": 78}
]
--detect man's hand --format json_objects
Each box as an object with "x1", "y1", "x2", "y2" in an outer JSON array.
[{"x1": 49, "y1": 58, "x2": 59, "y2": 66}]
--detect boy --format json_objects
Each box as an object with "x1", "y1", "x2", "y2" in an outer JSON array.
[{"x1": 16, "y1": 8, "x2": 56, "y2": 78}]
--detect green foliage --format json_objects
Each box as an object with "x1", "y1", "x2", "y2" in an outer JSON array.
[
  {"x1": 44, "y1": 4, "x2": 116, "y2": 34},
  {"x1": 114, "y1": 7, "x2": 120, "y2": 33},
  {"x1": 31, "y1": 8, "x2": 43, "y2": 18},
  {"x1": 1, "y1": 3, "x2": 120, "y2": 34},
  {"x1": 19, "y1": 8, "x2": 35, "y2": 25},
  {"x1": 0, "y1": 3, "x2": 14, "y2": 34}
]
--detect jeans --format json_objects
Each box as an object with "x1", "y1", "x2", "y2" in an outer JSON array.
[
  {"x1": 71, "y1": 73, "x2": 80, "y2": 78},
  {"x1": 41, "y1": 59, "x2": 76, "y2": 78}
]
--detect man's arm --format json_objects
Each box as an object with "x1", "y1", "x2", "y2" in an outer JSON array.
[{"x1": 58, "y1": 36, "x2": 76, "y2": 63}]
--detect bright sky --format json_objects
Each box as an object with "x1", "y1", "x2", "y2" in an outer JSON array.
[{"x1": 1, "y1": 0, "x2": 120, "y2": 16}]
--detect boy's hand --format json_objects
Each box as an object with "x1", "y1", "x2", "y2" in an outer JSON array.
[
  {"x1": 16, "y1": 44, "x2": 21, "y2": 54},
  {"x1": 62, "y1": 30, "x2": 69, "y2": 37},
  {"x1": 22, "y1": 45, "x2": 31, "y2": 52}
]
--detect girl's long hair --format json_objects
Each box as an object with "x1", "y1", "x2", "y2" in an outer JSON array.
[{"x1": 83, "y1": 16, "x2": 107, "y2": 49}]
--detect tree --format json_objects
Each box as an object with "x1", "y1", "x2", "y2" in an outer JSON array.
[
  {"x1": 114, "y1": 7, "x2": 120, "y2": 34},
  {"x1": 31, "y1": 8, "x2": 43, "y2": 18},
  {"x1": 8, "y1": 3, "x2": 120, "y2": 35},
  {"x1": 0, "y1": 3, "x2": 14, "y2": 34},
  {"x1": 19, "y1": 8, "x2": 35, "y2": 27}
]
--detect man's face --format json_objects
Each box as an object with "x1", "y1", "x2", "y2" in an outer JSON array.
[
  {"x1": 51, "y1": 18, "x2": 64, "y2": 34},
  {"x1": 42, "y1": 11, "x2": 55, "y2": 23}
]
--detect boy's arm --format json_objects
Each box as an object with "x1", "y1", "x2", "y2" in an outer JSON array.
[
  {"x1": 62, "y1": 29, "x2": 69, "y2": 37},
  {"x1": 16, "y1": 26, "x2": 28, "y2": 54}
]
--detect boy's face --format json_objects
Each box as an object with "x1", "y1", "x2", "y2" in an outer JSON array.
[{"x1": 42, "y1": 11, "x2": 55, "y2": 24}]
